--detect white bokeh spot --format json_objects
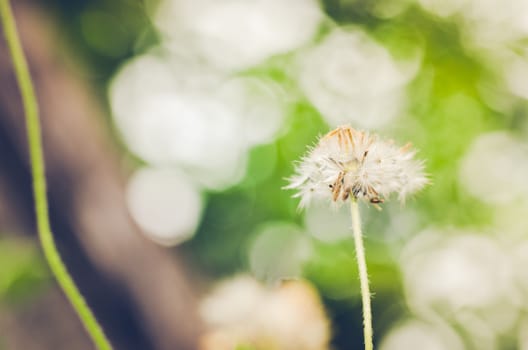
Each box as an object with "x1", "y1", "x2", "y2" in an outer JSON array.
[
  {"x1": 248, "y1": 223, "x2": 312, "y2": 282},
  {"x1": 459, "y1": 131, "x2": 528, "y2": 204},
  {"x1": 297, "y1": 28, "x2": 418, "y2": 129},
  {"x1": 153, "y1": 0, "x2": 323, "y2": 70},
  {"x1": 126, "y1": 167, "x2": 203, "y2": 245}
]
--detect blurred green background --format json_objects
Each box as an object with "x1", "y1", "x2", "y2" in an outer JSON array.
[{"x1": 2, "y1": 0, "x2": 528, "y2": 349}]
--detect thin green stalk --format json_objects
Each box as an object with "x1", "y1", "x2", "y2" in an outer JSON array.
[
  {"x1": 350, "y1": 198, "x2": 373, "y2": 350},
  {"x1": 0, "y1": 2, "x2": 112, "y2": 349}
]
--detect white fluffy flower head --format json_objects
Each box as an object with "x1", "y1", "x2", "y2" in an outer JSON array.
[{"x1": 286, "y1": 125, "x2": 428, "y2": 208}]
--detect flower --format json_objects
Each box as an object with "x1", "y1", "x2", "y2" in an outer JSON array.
[
  {"x1": 199, "y1": 275, "x2": 331, "y2": 350},
  {"x1": 285, "y1": 125, "x2": 428, "y2": 208}
]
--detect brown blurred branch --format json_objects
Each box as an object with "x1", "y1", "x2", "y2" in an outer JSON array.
[{"x1": 0, "y1": 1, "x2": 203, "y2": 349}]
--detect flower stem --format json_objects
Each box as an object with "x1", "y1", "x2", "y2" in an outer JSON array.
[
  {"x1": 350, "y1": 198, "x2": 373, "y2": 350},
  {"x1": 0, "y1": 2, "x2": 112, "y2": 349}
]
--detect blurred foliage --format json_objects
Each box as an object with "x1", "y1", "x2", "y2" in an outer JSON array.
[
  {"x1": 235, "y1": 345, "x2": 257, "y2": 350},
  {"x1": 0, "y1": 237, "x2": 48, "y2": 304},
  {"x1": 13, "y1": 0, "x2": 528, "y2": 348},
  {"x1": 44, "y1": 0, "x2": 153, "y2": 73}
]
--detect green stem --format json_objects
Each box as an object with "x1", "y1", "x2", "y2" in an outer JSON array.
[
  {"x1": 350, "y1": 199, "x2": 373, "y2": 350},
  {"x1": 0, "y1": 2, "x2": 112, "y2": 349}
]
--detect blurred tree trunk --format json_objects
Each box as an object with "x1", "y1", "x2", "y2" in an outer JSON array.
[{"x1": 0, "y1": 1, "x2": 203, "y2": 349}]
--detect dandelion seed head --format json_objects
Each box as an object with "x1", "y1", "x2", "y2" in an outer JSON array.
[{"x1": 285, "y1": 125, "x2": 428, "y2": 208}]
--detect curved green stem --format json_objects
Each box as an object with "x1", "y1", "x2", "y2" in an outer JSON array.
[
  {"x1": 350, "y1": 199, "x2": 373, "y2": 350},
  {"x1": 0, "y1": 2, "x2": 112, "y2": 349}
]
